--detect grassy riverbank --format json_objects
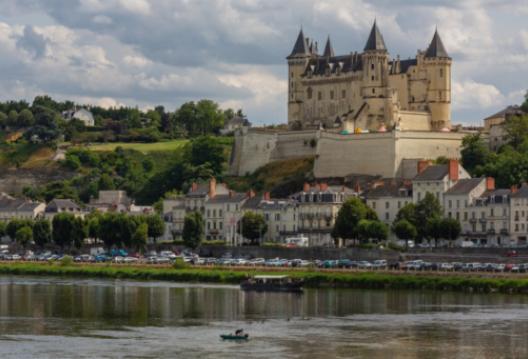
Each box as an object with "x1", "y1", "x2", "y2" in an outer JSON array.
[{"x1": 2, "y1": 262, "x2": 528, "y2": 294}]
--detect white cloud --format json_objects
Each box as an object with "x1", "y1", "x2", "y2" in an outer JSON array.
[
  {"x1": 521, "y1": 30, "x2": 528, "y2": 51},
  {"x1": 123, "y1": 55, "x2": 151, "y2": 67},
  {"x1": 117, "y1": 0, "x2": 151, "y2": 15},
  {"x1": 452, "y1": 80, "x2": 504, "y2": 110}
]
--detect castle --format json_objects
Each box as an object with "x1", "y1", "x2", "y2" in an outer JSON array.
[
  {"x1": 287, "y1": 22, "x2": 451, "y2": 132},
  {"x1": 229, "y1": 22, "x2": 465, "y2": 179}
]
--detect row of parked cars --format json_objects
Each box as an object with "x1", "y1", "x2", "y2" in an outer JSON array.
[{"x1": 3, "y1": 248, "x2": 528, "y2": 273}]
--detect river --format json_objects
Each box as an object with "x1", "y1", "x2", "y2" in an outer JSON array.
[{"x1": 1, "y1": 276, "x2": 527, "y2": 358}]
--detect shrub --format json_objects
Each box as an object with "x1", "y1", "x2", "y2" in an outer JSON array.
[
  {"x1": 59, "y1": 255, "x2": 74, "y2": 267},
  {"x1": 173, "y1": 258, "x2": 189, "y2": 269}
]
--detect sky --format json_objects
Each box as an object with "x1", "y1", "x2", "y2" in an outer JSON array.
[{"x1": 0, "y1": 0, "x2": 526, "y2": 126}]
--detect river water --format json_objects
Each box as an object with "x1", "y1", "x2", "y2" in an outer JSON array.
[{"x1": 1, "y1": 276, "x2": 528, "y2": 358}]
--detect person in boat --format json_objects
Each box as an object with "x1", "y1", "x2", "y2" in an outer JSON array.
[{"x1": 235, "y1": 329, "x2": 244, "y2": 336}]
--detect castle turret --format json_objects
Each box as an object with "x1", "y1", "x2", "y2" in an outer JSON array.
[
  {"x1": 361, "y1": 21, "x2": 389, "y2": 98},
  {"x1": 287, "y1": 29, "x2": 311, "y2": 129},
  {"x1": 424, "y1": 29, "x2": 451, "y2": 130},
  {"x1": 323, "y1": 36, "x2": 334, "y2": 58}
]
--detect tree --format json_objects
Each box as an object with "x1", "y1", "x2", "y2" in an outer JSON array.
[
  {"x1": 440, "y1": 217, "x2": 462, "y2": 247},
  {"x1": 182, "y1": 211, "x2": 204, "y2": 249},
  {"x1": 521, "y1": 90, "x2": 528, "y2": 113},
  {"x1": 7, "y1": 109, "x2": 18, "y2": 127},
  {"x1": 332, "y1": 197, "x2": 371, "y2": 245},
  {"x1": 17, "y1": 109, "x2": 34, "y2": 127},
  {"x1": 395, "y1": 203, "x2": 417, "y2": 227},
  {"x1": 357, "y1": 219, "x2": 388, "y2": 243},
  {"x1": 392, "y1": 219, "x2": 417, "y2": 248},
  {"x1": 461, "y1": 134, "x2": 491, "y2": 175},
  {"x1": 240, "y1": 211, "x2": 267, "y2": 245},
  {"x1": 414, "y1": 193, "x2": 442, "y2": 241},
  {"x1": 52, "y1": 213, "x2": 85, "y2": 248},
  {"x1": 0, "y1": 221, "x2": 6, "y2": 238},
  {"x1": 504, "y1": 115, "x2": 528, "y2": 149},
  {"x1": 426, "y1": 216, "x2": 443, "y2": 247},
  {"x1": 187, "y1": 136, "x2": 226, "y2": 175},
  {"x1": 33, "y1": 219, "x2": 51, "y2": 247},
  {"x1": 15, "y1": 226, "x2": 33, "y2": 249},
  {"x1": 131, "y1": 222, "x2": 148, "y2": 252},
  {"x1": 146, "y1": 214, "x2": 165, "y2": 243},
  {"x1": 6, "y1": 219, "x2": 32, "y2": 241}
]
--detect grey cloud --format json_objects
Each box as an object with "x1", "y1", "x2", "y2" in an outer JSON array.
[{"x1": 16, "y1": 25, "x2": 48, "y2": 58}]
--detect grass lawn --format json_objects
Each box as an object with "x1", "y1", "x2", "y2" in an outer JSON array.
[{"x1": 84, "y1": 140, "x2": 189, "y2": 153}]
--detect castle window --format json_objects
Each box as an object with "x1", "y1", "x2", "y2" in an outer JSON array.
[
  {"x1": 318, "y1": 91, "x2": 322, "y2": 100},
  {"x1": 341, "y1": 90, "x2": 346, "y2": 98},
  {"x1": 371, "y1": 75, "x2": 375, "y2": 81},
  {"x1": 330, "y1": 90, "x2": 334, "y2": 100},
  {"x1": 439, "y1": 69, "x2": 443, "y2": 77},
  {"x1": 307, "y1": 87, "x2": 313, "y2": 99},
  {"x1": 371, "y1": 63, "x2": 374, "y2": 70},
  {"x1": 372, "y1": 88, "x2": 375, "y2": 94}
]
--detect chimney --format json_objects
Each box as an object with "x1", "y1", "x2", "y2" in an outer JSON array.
[
  {"x1": 320, "y1": 183, "x2": 328, "y2": 191},
  {"x1": 246, "y1": 189, "x2": 256, "y2": 198},
  {"x1": 191, "y1": 182, "x2": 198, "y2": 192},
  {"x1": 511, "y1": 185, "x2": 518, "y2": 194},
  {"x1": 448, "y1": 159, "x2": 459, "y2": 181},
  {"x1": 354, "y1": 181, "x2": 361, "y2": 193},
  {"x1": 303, "y1": 182, "x2": 310, "y2": 192},
  {"x1": 208, "y1": 177, "x2": 217, "y2": 198},
  {"x1": 229, "y1": 190, "x2": 233, "y2": 198},
  {"x1": 417, "y1": 160, "x2": 430, "y2": 174},
  {"x1": 486, "y1": 177, "x2": 495, "y2": 191},
  {"x1": 264, "y1": 192, "x2": 271, "y2": 201}
]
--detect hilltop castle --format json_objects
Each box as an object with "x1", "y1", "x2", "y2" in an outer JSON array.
[{"x1": 287, "y1": 22, "x2": 451, "y2": 132}]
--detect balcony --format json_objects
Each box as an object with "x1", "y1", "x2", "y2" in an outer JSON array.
[
  {"x1": 500, "y1": 228, "x2": 509, "y2": 235},
  {"x1": 479, "y1": 218, "x2": 487, "y2": 223}
]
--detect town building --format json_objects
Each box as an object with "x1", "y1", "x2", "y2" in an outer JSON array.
[
  {"x1": 291, "y1": 183, "x2": 356, "y2": 246},
  {"x1": 44, "y1": 199, "x2": 84, "y2": 219},
  {"x1": 412, "y1": 159, "x2": 470, "y2": 204},
  {"x1": 0, "y1": 193, "x2": 45, "y2": 221},
  {"x1": 365, "y1": 179, "x2": 412, "y2": 226},
  {"x1": 220, "y1": 115, "x2": 251, "y2": 135},
  {"x1": 483, "y1": 105, "x2": 524, "y2": 151},
  {"x1": 62, "y1": 108, "x2": 95, "y2": 127}
]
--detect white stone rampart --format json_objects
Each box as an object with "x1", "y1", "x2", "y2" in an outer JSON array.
[{"x1": 229, "y1": 128, "x2": 466, "y2": 179}]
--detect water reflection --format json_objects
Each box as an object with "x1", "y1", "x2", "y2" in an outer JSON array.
[{"x1": 1, "y1": 276, "x2": 528, "y2": 358}]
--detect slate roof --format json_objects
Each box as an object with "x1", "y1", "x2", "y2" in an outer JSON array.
[
  {"x1": 484, "y1": 105, "x2": 524, "y2": 121},
  {"x1": 242, "y1": 196, "x2": 262, "y2": 210},
  {"x1": 365, "y1": 185, "x2": 411, "y2": 198},
  {"x1": 45, "y1": 199, "x2": 81, "y2": 213},
  {"x1": 206, "y1": 193, "x2": 247, "y2": 204},
  {"x1": 0, "y1": 193, "x2": 43, "y2": 213},
  {"x1": 288, "y1": 29, "x2": 309, "y2": 58},
  {"x1": 322, "y1": 36, "x2": 334, "y2": 57},
  {"x1": 303, "y1": 53, "x2": 363, "y2": 76},
  {"x1": 413, "y1": 165, "x2": 449, "y2": 181},
  {"x1": 445, "y1": 178, "x2": 484, "y2": 195},
  {"x1": 425, "y1": 30, "x2": 449, "y2": 58},
  {"x1": 511, "y1": 184, "x2": 528, "y2": 198},
  {"x1": 364, "y1": 21, "x2": 386, "y2": 51}
]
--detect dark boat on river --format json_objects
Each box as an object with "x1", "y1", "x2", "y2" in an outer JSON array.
[{"x1": 240, "y1": 275, "x2": 303, "y2": 293}]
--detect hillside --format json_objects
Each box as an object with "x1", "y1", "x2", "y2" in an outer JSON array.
[{"x1": 224, "y1": 157, "x2": 314, "y2": 198}]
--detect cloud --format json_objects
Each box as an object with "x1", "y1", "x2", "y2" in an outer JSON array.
[
  {"x1": 452, "y1": 80, "x2": 504, "y2": 110},
  {"x1": 16, "y1": 25, "x2": 48, "y2": 58},
  {"x1": 0, "y1": 0, "x2": 525, "y2": 125}
]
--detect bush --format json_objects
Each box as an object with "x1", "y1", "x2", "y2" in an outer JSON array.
[
  {"x1": 201, "y1": 240, "x2": 226, "y2": 246},
  {"x1": 173, "y1": 257, "x2": 189, "y2": 269},
  {"x1": 59, "y1": 255, "x2": 74, "y2": 267}
]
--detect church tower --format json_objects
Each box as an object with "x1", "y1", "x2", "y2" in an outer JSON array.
[
  {"x1": 287, "y1": 29, "x2": 311, "y2": 129},
  {"x1": 424, "y1": 29, "x2": 451, "y2": 130}
]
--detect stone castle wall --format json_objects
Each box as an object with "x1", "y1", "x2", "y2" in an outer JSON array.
[{"x1": 230, "y1": 129, "x2": 466, "y2": 179}]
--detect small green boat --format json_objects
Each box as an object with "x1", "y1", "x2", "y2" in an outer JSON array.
[{"x1": 220, "y1": 334, "x2": 249, "y2": 340}]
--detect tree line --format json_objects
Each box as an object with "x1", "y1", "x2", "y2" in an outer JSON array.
[
  {"x1": 0, "y1": 212, "x2": 165, "y2": 251},
  {"x1": 0, "y1": 95, "x2": 245, "y2": 144}
]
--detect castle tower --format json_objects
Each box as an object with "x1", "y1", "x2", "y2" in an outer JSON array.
[
  {"x1": 322, "y1": 36, "x2": 334, "y2": 58},
  {"x1": 287, "y1": 29, "x2": 311, "y2": 129},
  {"x1": 360, "y1": 21, "x2": 391, "y2": 129},
  {"x1": 424, "y1": 29, "x2": 452, "y2": 130}
]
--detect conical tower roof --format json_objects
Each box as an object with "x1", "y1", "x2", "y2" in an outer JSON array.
[
  {"x1": 364, "y1": 21, "x2": 386, "y2": 51},
  {"x1": 288, "y1": 28, "x2": 309, "y2": 58},
  {"x1": 425, "y1": 29, "x2": 449, "y2": 58},
  {"x1": 323, "y1": 36, "x2": 334, "y2": 57}
]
